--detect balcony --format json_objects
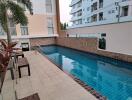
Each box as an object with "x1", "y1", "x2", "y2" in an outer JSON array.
[
  {"x1": 69, "y1": 0, "x2": 82, "y2": 7},
  {"x1": 70, "y1": 6, "x2": 82, "y2": 14},
  {"x1": 71, "y1": 14, "x2": 82, "y2": 22},
  {"x1": 91, "y1": 14, "x2": 97, "y2": 22},
  {"x1": 71, "y1": 11, "x2": 82, "y2": 21},
  {"x1": 91, "y1": 2, "x2": 98, "y2": 12}
]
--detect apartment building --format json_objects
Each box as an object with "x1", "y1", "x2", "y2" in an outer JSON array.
[
  {"x1": 0, "y1": 0, "x2": 59, "y2": 47},
  {"x1": 70, "y1": 0, "x2": 132, "y2": 28}
]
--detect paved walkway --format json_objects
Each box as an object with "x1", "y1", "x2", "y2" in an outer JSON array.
[{"x1": 1, "y1": 51, "x2": 97, "y2": 100}]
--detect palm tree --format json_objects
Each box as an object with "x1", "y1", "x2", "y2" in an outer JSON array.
[{"x1": 0, "y1": 0, "x2": 33, "y2": 44}]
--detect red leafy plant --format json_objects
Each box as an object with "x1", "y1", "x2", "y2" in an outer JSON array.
[{"x1": 0, "y1": 39, "x2": 17, "y2": 71}]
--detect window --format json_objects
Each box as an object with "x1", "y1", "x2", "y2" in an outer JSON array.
[
  {"x1": 20, "y1": 25, "x2": 28, "y2": 35},
  {"x1": 99, "y1": 38, "x2": 106, "y2": 50},
  {"x1": 99, "y1": 0, "x2": 103, "y2": 8},
  {"x1": 21, "y1": 43, "x2": 29, "y2": 51},
  {"x1": 91, "y1": 14, "x2": 97, "y2": 22},
  {"x1": 47, "y1": 18, "x2": 54, "y2": 34},
  {"x1": 73, "y1": 5, "x2": 76, "y2": 9},
  {"x1": 112, "y1": 10, "x2": 115, "y2": 13},
  {"x1": 91, "y1": 2, "x2": 97, "y2": 12},
  {"x1": 73, "y1": 13, "x2": 76, "y2": 17},
  {"x1": 75, "y1": 19, "x2": 82, "y2": 25},
  {"x1": 46, "y1": 0, "x2": 52, "y2": 13},
  {"x1": 87, "y1": 17, "x2": 90, "y2": 23},
  {"x1": 115, "y1": 2, "x2": 119, "y2": 6},
  {"x1": 9, "y1": 18, "x2": 16, "y2": 36},
  {"x1": 77, "y1": 10, "x2": 82, "y2": 16},
  {"x1": 121, "y1": 6, "x2": 129, "y2": 17},
  {"x1": 99, "y1": 12, "x2": 103, "y2": 21},
  {"x1": 78, "y1": 19, "x2": 82, "y2": 24},
  {"x1": 108, "y1": 10, "x2": 115, "y2": 14},
  {"x1": 99, "y1": 33, "x2": 106, "y2": 50},
  {"x1": 77, "y1": 1, "x2": 82, "y2": 8},
  {"x1": 73, "y1": 21, "x2": 76, "y2": 25},
  {"x1": 0, "y1": 24, "x2": 5, "y2": 35}
]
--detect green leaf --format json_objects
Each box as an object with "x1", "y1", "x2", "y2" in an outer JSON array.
[
  {"x1": 0, "y1": 3, "x2": 8, "y2": 32},
  {"x1": 17, "y1": 0, "x2": 33, "y2": 14},
  {"x1": 7, "y1": 1, "x2": 28, "y2": 25}
]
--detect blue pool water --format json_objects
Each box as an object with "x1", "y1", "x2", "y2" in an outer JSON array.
[{"x1": 41, "y1": 45, "x2": 132, "y2": 100}]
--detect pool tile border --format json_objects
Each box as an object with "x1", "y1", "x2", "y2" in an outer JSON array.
[
  {"x1": 36, "y1": 49, "x2": 107, "y2": 100},
  {"x1": 74, "y1": 78, "x2": 107, "y2": 100},
  {"x1": 63, "y1": 71, "x2": 107, "y2": 100}
]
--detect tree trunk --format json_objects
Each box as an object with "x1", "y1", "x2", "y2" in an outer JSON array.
[
  {"x1": 6, "y1": 27, "x2": 12, "y2": 45},
  {"x1": 6, "y1": 11, "x2": 12, "y2": 45}
]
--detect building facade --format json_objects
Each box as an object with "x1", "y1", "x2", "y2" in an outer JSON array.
[
  {"x1": 70, "y1": 0, "x2": 132, "y2": 28},
  {"x1": 0, "y1": 0, "x2": 59, "y2": 47}
]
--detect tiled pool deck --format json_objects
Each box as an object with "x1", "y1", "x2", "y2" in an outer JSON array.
[{"x1": 1, "y1": 51, "x2": 97, "y2": 100}]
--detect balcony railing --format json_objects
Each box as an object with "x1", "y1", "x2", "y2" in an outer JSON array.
[{"x1": 70, "y1": 0, "x2": 82, "y2": 7}]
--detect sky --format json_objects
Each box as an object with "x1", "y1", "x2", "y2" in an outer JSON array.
[{"x1": 59, "y1": 0, "x2": 72, "y2": 24}]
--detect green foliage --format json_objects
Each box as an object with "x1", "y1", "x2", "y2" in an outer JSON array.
[
  {"x1": 0, "y1": 39, "x2": 17, "y2": 66},
  {"x1": 17, "y1": 0, "x2": 33, "y2": 15},
  {"x1": 66, "y1": 23, "x2": 68, "y2": 27},
  {"x1": 60, "y1": 23, "x2": 63, "y2": 30},
  {"x1": 63, "y1": 23, "x2": 66, "y2": 30},
  {"x1": 0, "y1": 0, "x2": 33, "y2": 43},
  {"x1": 8, "y1": 1, "x2": 28, "y2": 25},
  {"x1": 60, "y1": 22, "x2": 68, "y2": 30},
  {"x1": 0, "y1": 3, "x2": 8, "y2": 32}
]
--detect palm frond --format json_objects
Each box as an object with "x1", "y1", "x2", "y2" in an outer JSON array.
[
  {"x1": 7, "y1": 1, "x2": 28, "y2": 25},
  {"x1": 0, "y1": 3, "x2": 8, "y2": 32},
  {"x1": 0, "y1": 0, "x2": 33, "y2": 44},
  {"x1": 0, "y1": 39, "x2": 8, "y2": 49},
  {"x1": 17, "y1": 0, "x2": 33, "y2": 14}
]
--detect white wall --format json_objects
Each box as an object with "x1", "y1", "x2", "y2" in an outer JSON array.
[
  {"x1": 106, "y1": 23, "x2": 132, "y2": 55},
  {"x1": 67, "y1": 22, "x2": 132, "y2": 55}
]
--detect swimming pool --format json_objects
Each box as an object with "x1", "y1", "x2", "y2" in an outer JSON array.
[{"x1": 40, "y1": 45, "x2": 132, "y2": 100}]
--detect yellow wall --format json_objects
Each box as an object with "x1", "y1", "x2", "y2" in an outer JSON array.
[{"x1": 15, "y1": 14, "x2": 58, "y2": 36}]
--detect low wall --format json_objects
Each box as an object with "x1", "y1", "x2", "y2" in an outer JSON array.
[
  {"x1": 30, "y1": 37, "x2": 56, "y2": 47},
  {"x1": 97, "y1": 50, "x2": 132, "y2": 63},
  {"x1": 59, "y1": 30, "x2": 67, "y2": 37},
  {"x1": 56, "y1": 37, "x2": 98, "y2": 53},
  {"x1": 56, "y1": 37, "x2": 132, "y2": 63}
]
